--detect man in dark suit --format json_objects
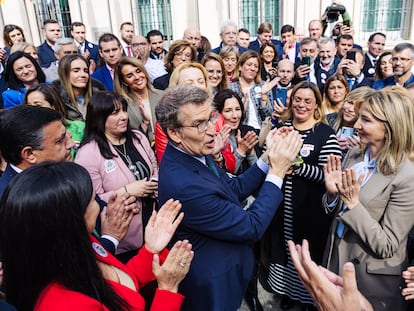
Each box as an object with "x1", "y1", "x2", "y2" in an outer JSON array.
[
  {"x1": 248, "y1": 22, "x2": 282, "y2": 54},
  {"x1": 92, "y1": 33, "x2": 123, "y2": 91},
  {"x1": 362, "y1": 32, "x2": 386, "y2": 78},
  {"x1": 37, "y1": 19, "x2": 62, "y2": 68},
  {"x1": 211, "y1": 20, "x2": 249, "y2": 55},
  {"x1": 373, "y1": 42, "x2": 414, "y2": 89},
  {"x1": 71, "y1": 22, "x2": 100, "y2": 67},
  {"x1": 336, "y1": 48, "x2": 374, "y2": 90},
  {"x1": 0, "y1": 105, "x2": 135, "y2": 254},
  {"x1": 155, "y1": 85, "x2": 302, "y2": 311},
  {"x1": 279, "y1": 24, "x2": 300, "y2": 62}
]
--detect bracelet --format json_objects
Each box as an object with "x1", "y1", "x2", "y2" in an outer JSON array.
[{"x1": 124, "y1": 185, "x2": 130, "y2": 195}]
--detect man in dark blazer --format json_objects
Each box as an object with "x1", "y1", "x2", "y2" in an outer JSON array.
[
  {"x1": 0, "y1": 105, "x2": 135, "y2": 254},
  {"x1": 362, "y1": 32, "x2": 386, "y2": 78},
  {"x1": 210, "y1": 20, "x2": 249, "y2": 55},
  {"x1": 37, "y1": 19, "x2": 62, "y2": 68},
  {"x1": 71, "y1": 22, "x2": 100, "y2": 66},
  {"x1": 156, "y1": 85, "x2": 302, "y2": 311},
  {"x1": 248, "y1": 22, "x2": 282, "y2": 54},
  {"x1": 336, "y1": 48, "x2": 374, "y2": 90},
  {"x1": 92, "y1": 33, "x2": 123, "y2": 91}
]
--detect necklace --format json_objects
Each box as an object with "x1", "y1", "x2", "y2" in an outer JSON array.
[{"x1": 113, "y1": 142, "x2": 141, "y2": 180}]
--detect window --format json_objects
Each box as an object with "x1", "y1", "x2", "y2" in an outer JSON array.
[
  {"x1": 361, "y1": 0, "x2": 412, "y2": 41},
  {"x1": 32, "y1": 0, "x2": 72, "y2": 37},
  {"x1": 239, "y1": 0, "x2": 280, "y2": 36},
  {"x1": 137, "y1": 0, "x2": 173, "y2": 40}
]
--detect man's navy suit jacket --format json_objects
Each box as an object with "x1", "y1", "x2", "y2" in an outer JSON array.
[{"x1": 158, "y1": 144, "x2": 283, "y2": 311}]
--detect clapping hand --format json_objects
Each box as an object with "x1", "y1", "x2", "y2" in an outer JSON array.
[
  {"x1": 213, "y1": 124, "x2": 231, "y2": 155},
  {"x1": 144, "y1": 199, "x2": 184, "y2": 254},
  {"x1": 336, "y1": 169, "x2": 364, "y2": 210},
  {"x1": 323, "y1": 154, "x2": 343, "y2": 201},
  {"x1": 236, "y1": 130, "x2": 258, "y2": 156},
  {"x1": 288, "y1": 240, "x2": 373, "y2": 311},
  {"x1": 153, "y1": 240, "x2": 194, "y2": 293},
  {"x1": 402, "y1": 266, "x2": 414, "y2": 300},
  {"x1": 101, "y1": 192, "x2": 138, "y2": 241}
]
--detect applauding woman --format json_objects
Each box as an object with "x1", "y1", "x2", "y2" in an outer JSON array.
[
  {"x1": 323, "y1": 88, "x2": 414, "y2": 311},
  {"x1": 214, "y1": 89, "x2": 258, "y2": 174},
  {"x1": 261, "y1": 81, "x2": 341, "y2": 309},
  {"x1": 114, "y1": 57, "x2": 163, "y2": 141},
  {"x1": 0, "y1": 161, "x2": 193, "y2": 311},
  {"x1": 76, "y1": 91, "x2": 158, "y2": 262}
]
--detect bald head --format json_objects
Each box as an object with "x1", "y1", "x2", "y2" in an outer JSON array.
[
  {"x1": 277, "y1": 59, "x2": 295, "y2": 86},
  {"x1": 308, "y1": 20, "x2": 323, "y2": 41},
  {"x1": 183, "y1": 27, "x2": 201, "y2": 49},
  {"x1": 131, "y1": 35, "x2": 149, "y2": 60}
]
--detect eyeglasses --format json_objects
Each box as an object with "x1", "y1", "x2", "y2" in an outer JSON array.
[
  {"x1": 180, "y1": 111, "x2": 218, "y2": 133},
  {"x1": 174, "y1": 50, "x2": 192, "y2": 59},
  {"x1": 131, "y1": 42, "x2": 147, "y2": 47},
  {"x1": 390, "y1": 57, "x2": 412, "y2": 63}
]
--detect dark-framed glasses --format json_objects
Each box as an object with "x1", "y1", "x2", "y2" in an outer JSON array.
[{"x1": 180, "y1": 110, "x2": 218, "y2": 133}]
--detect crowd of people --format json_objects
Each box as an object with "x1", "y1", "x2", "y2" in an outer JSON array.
[{"x1": 0, "y1": 7, "x2": 414, "y2": 311}]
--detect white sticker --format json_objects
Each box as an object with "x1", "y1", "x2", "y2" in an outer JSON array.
[
  {"x1": 104, "y1": 159, "x2": 116, "y2": 173},
  {"x1": 92, "y1": 242, "x2": 108, "y2": 257}
]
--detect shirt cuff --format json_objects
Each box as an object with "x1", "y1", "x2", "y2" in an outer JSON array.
[
  {"x1": 265, "y1": 174, "x2": 283, "y2": 188},
  {"x1": 256, "y1": 158, "x2": 269, "y2": 174},
  {"x1": 101, "y1": 235, "x2": 119, "y2": 249}
]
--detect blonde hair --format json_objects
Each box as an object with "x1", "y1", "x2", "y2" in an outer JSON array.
[
  {"x1": 113, "y1": 56, "x2": 153, "y2": 104},
  {"x1": 219, "y1": 46, "x2": 240, "y2": 81},
  {"x1": 331, "y1": 86, "x2": 371, "y2": 132},
  {"x1": 10, "y1": 41, "x2": 36, "y2": 54},
  {"x1": 169, "y1": 62, "x2": 212, "y2": 97},
  {"x1": 355, "y1": 88, "x2": 414, "y2": 175}
]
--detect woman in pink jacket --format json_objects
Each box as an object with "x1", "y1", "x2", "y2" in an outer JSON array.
[{"x1": 76, "y1": 91, "x2": 158, "y2": 262}]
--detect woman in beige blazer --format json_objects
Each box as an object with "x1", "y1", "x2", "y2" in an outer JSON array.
[{"x1": 322, "y1": 87, "x2": 414, "y2": 311}]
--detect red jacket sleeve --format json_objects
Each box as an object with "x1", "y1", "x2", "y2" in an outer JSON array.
[
  {"x1": 155, "y1": 122, "x2": 168, "y2": 165},
  {"x1": 126, "y1": 245, "x2": 169, "y2": 288},
  {"x1": 215, "y1": 113, "x2": 236, "y2": 173}
]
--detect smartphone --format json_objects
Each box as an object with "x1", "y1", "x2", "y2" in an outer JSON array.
[
  {"x1": 343, "y1": 20, "x2": 351, "y2": 27},
  {"x1": 301, "y1": 56, "x2": 311, "y2": 66},
  {"x1": 346, "y1": 51, "x2": 356, "y2": 61},
  {"x1": 339, "y1": 127, "x2": 355, "y2": 139},
  {"x1": 275, "y1": 88, "x2": 287, "y2": 106}
]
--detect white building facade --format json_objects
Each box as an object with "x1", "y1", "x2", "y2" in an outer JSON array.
[{"x1": 0, "y1": 0, "x2": 412, "y2": 50}]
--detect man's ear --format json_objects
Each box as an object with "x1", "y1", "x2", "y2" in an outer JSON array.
[
  {"x1": 167, "y1": 128, "x2": 182, "y2": 145},
  {"x1": 21, "y1": 146, "x2": 38, "y2": 165}
]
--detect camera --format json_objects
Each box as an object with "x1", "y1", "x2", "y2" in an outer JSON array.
[{"x1": 324, "y1": 4, "x2": 346, "y2": 23}]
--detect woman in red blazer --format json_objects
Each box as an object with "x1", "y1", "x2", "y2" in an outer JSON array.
[{"x1": 0, "y1": 161, "x2": 193, "y2": 311}]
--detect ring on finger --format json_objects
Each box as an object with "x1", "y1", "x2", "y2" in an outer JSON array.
[{"x1": 179, "y1": 261, "x2": 186, "y2": 267}]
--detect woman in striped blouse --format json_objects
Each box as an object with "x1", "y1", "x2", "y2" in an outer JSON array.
[{"x1": 260, "y1": 81, "x2": 342, "y2": 310}]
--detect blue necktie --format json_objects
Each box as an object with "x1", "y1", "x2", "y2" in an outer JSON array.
[{"x1": 347, "y1": 79, "x2": 355, "y2": 90}]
